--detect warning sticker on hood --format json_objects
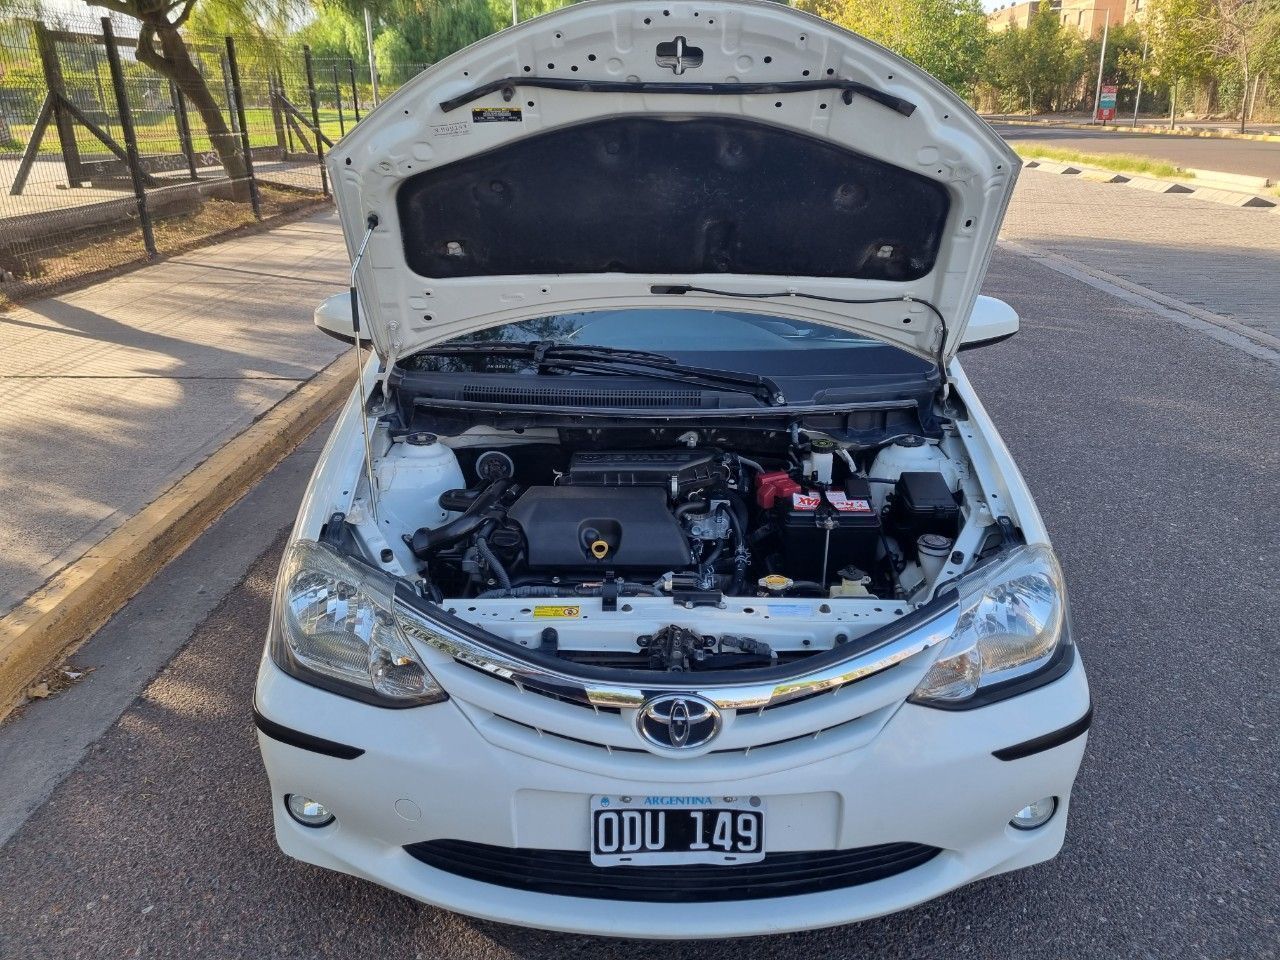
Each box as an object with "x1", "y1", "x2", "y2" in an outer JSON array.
[
  {"x1": 532, "y1": 605, "x2": 580, "y2": 619},
  {"x1": 472, "y1": 106, "x2": 522, "y2": 123},
  {"x1": 791, "y1": 492, "x2": 873, "y2": 513}
]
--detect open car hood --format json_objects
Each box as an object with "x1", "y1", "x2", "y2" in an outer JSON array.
[{"x1": 331, "y1": 0, "x2": 1019, "y2": 368}]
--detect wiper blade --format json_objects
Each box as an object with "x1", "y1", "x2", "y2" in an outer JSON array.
[
  {"x1": 421, "y1": 340, "x2": 785, "y2": 405},
  {"x1": 538, "y1": 356, "x2": 785, "y2": 406}
]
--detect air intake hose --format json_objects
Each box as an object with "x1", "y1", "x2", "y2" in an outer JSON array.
[{"x1": 409, "y1": 480, "x2": 511, "y2": 558}]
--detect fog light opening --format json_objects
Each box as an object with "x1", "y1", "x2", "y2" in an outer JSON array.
[
  {"x1": 1010, "y1": 796, "x2": 1057, "y2": 831},
  {"x1": 286, "y1": 793, "x2": 335, "y2": 828}
]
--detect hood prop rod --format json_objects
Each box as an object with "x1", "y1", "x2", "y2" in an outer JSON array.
[{"x1": 350, "y1": 213, "x2": 381, "y2": 525}]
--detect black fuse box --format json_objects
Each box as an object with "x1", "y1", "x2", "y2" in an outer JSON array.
[
  {"x1": 774, "y1": 476, "x2": 881, "y2": 584},
  {"x1": 890, "y1": 472, "x2": 960, "y2": 557}
]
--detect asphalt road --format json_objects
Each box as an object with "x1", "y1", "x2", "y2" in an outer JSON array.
[
  {"x1": 1, "y1": 248, "x2": 1277, "y2": 958},
  {"x1": 991, "y1": 122, "x2": 1280, "y2": 181}
]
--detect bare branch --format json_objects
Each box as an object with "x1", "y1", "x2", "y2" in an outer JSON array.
[{"x1": 171, "y1": 0, "x2": 198, "y2": 27}]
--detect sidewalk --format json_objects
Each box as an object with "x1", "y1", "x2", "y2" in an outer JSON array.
[{"x1": 0, "y1": 211, "x2": 348, "y2": 621}]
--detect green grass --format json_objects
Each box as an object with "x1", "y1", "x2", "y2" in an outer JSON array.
[
  {"x1": 4, "y1": 106, "x2": 358, "y2": 159},
  {"x1": 1009, "y1": 142, "x2": 1191, "y2": 180}
]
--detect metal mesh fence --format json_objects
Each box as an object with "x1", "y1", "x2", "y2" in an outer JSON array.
[{"x1": 0, "y1": 13, "x2": 427, "y2": 304}]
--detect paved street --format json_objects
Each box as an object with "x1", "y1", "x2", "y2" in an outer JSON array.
[
  {"x1": 991, "y1": 122, "x2": 1280, "y2": 181},
  {"x1": 0, "y1": 179, "x2": 1276, "y2": 958}
]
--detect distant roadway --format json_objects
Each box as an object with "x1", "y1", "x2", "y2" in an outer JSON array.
[{"x1": 988, "y1": 122, "x2": 1280, "y2": 181}]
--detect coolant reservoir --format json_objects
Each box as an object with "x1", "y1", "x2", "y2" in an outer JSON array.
[
  {"x1": 375, "y1": 432, "x2": 466, "y2": 534},
  {"x1": 868, "y1": 437, "x2": 958, "y2": 513}
]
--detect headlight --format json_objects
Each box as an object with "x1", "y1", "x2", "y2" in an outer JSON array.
[
  {"x1": 910, "y1": 543, "x2": 1067, "y2": 706},
  {"x1": 270, "y1": 540, "x2": 446, "y2": 707}
]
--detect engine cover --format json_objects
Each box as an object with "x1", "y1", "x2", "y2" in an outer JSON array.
[{"x1": 507, "y1": 487, "x2": 692, "y2": 570}]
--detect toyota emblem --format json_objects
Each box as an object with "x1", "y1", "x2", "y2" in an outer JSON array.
[{"x1": 636, "y1": 693, "x2": 722, "y2": 750}]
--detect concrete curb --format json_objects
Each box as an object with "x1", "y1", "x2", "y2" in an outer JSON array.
[
  {"x1": 1022, "y1": 159, "x2": 1277, "y2": 209},
  {"x1": 987, "y1": 116, "x2": 1280, "y2": 143},
  {"x1": 1184, "y1": 167, "x2": 1272, "y2": 191},
  {"x1": 0, "y1": 356, "x2": 352, "y2": 720}
]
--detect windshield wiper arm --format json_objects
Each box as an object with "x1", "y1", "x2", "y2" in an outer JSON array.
[
  {"x1": 538, "y1": 355, "x2": 785, "y2": 406},
  {"x1": 421, "y1": 340, "x2": 785, "y2": 405}
]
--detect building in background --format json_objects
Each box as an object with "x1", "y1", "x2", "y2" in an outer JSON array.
[{"x1": 987, "y1": 0, "x2": 1131, "y2": 37}]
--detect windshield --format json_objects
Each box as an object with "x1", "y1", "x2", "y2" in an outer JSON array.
[{"x1": 405, "y1": 308, "x2": 935, "y2": 381}]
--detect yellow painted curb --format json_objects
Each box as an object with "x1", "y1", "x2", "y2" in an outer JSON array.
[{"x1": 0, "y1": 357, "x2": 353, "y2": 719}]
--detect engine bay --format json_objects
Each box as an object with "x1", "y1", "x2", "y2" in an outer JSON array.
[{"x1": 332, "y1": 407, "x2": 1012, "y2": 673}]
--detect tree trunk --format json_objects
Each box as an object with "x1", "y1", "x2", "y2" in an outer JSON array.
[
  {"x1": 1239, "y1": 62, "x2": 1249, "y2": 134},
  {"x1": 135, "y1": 21, "x2": 250, "y2": 201},
  {"x1": 1169, "y1": 82, "x2": 1176, "y2": 130}
]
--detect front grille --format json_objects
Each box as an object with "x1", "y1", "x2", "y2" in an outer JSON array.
[{"x1": 404, "y1": 839, "x2": 941, "y2": 902}]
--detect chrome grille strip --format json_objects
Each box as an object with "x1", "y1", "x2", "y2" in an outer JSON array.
[{"x1": 399, "y1": 601, "x2": 958, "y2": 711}]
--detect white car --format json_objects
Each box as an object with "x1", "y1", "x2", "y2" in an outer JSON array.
[{"x1": 254, "y1": 0, "x2": 1090, "y2": 938}]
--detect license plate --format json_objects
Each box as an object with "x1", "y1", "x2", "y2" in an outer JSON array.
[{"x1": 590, "y1": 795, "x2": 765, "y2": 866}]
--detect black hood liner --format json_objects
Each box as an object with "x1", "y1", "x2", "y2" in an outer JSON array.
[{"x1": 397, "y1": 116, "x2": 949, "y2": 281}]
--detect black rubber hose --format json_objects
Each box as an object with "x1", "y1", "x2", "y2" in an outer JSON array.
[
  {"x1": 724, "y1": 505, "x2": 749, "y2": 594},
  {"x1": 783, "y1": 580, "x2": 827, "y2": 596},
  {"x1": 474, "y1": 583, "x2": 663, "y2": 599},
  {"x1": 410, "y1": 480, "x2": 510, "y2": 557},
  {"x1": 475, "y1": 537, "x2": 511, "y2": 589}
]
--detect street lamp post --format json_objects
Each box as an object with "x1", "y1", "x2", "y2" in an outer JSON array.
[
  {"x1": 1091, "y1": 8, "x2": 1110, "y2": 124},
  {"x1": 364, "y1": 6, "x2": 380, "y2": 106},
  {"x1": 1132, "y1": 35, "x2": 1148, "y2": 127}
]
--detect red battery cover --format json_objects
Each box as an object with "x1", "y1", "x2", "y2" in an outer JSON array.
[{"x1": 755, "y1": 469, "x2": 801, "y2": 509}]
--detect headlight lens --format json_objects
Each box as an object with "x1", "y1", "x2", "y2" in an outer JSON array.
[
  {"x1": 911, "y1": 543, "x2": 1066, "y2": 705},
  {"x1": 271, "y1": 540, "x2": 446, "y2": 706}
]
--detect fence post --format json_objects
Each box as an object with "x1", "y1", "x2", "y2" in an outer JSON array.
[
  {"x1": 224, "y1": 36, "x2": 262, "y2": 220},
  {"x1": 170, "y1": 79, "x2": 199, "y2": 181},
  {"x1": 101, "y1": 19, "x2": 156, "y2": 257},
  {"x1": 275, "y1": 68, "x2": 295, "y2": 155},
  {"x1": 303, "y1": 46, "x2": 329, "y2": 198},
  {"x1": 268, "y1": 72, "x2": 288, "y2": 155},
  {"x1": 332, "y1": 63, "x2": 346, "y2": 138},
  {"x1": 347, "y1": 58, "x2": 361, "y2": 122},
  {"x1": 220, "y1": 52, "x2": 240, "y2": 135},
  {"x1": 33, "y1": 22, "x2": 85, "y2": 188}
]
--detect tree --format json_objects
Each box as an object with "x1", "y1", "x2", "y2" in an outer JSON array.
[
  {"x1": 1092, "y1": 21, "x2": 1146, "y2": 110},
  {"x1": 292, "y1": 2, "x2": 366, "y2": 61},
  {"x1": 988, "y1": 0, "x2": 1084, "y2": 112},
  {"x1": 82, "y1": 0, "x2": 298, "y2": 197},
  {"x1": 796, "y1": 0, "x2": 991, "y2": 94},
  {"x1": 1145, "y1": 0, "x2": 1214, "y2": 127},
  {"x1": 1203, "y1": 0, "x2": 1280, "y2": 130}
]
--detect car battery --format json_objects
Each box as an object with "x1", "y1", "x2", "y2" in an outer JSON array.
[
  {"x1": 890, "y1": 471, "x2": 960, "y2": 559},
  {"x1": 774, "y1": 476, "x2": 881, "y2": 584}
]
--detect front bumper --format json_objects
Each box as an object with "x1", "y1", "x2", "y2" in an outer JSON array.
[{"x1": 254, "y1": 652, "x2": 1089, "y2": 939}]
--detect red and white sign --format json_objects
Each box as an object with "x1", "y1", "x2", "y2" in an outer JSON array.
[
  {"x1": 791, "y1": 492, "x2": 873, "y2": 513},
  {"x1": 1096, "y1": 85, "x2": 1118, "y2": 122}
]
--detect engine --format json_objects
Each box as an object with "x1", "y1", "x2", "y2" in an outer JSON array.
[{"x1": 404, "y1": 439, "x2": 963, "y2": 604}]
